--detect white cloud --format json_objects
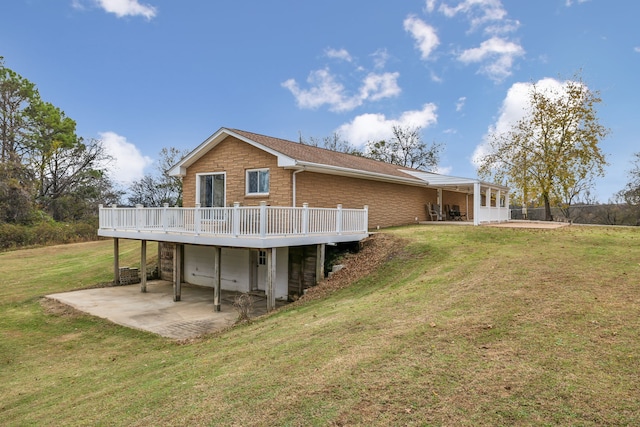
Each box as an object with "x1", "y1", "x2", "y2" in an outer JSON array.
[
  {"x1": 471, "y1": 77, "x2": 570, "y2": 166},
  {"x1": 94, "y1": 0, "x2": 157, "y2": 19},
  {"x1": 425, "y1": 0, "x2": 437, "y2": 13},
  {"x1": 440, "y1": 0, "x2": 508, "y2": 32},
  {"x1": 71, "y1": 0, "x2": 85, "y2": 10},
  {"x1": 435, "y1": 165, "x2": 453, "y2": 175},
  {"x1": 634, "y1": 47, "x2": 640, "y2": 53},
  {"x1": 456, "y1": 96, "x2": 467, "y2": 111},
  {"x1": 565, "y1": 0, "x2": 589, "y2": 6},
  {"x1": 404, "y1": 15, "x2": 440, "y2": 60},
  {"x1": 100, "y1": 131, "x2": 153, "y2": 184},
  {"x1": 282, "y1": 69, "x2": 401, "y2": 112},
  {"x1": 457, "y1": 36, "x2": 524, "y2": 81},
  {"x1": 359, "y1": 72, "x2": 401, "y2": 101},
  {"x1": 282, "y1": 69, "x2": 348, "y2": 110},
  {"x1": 325, "y1": 48, "x2": 353, "y2": 62},
  {"x1": 371, "y1": 48, "x2": 390, "y2": 69},
  {"x1": 336, "y1": 103, "x2": 438, "y2": 147}
]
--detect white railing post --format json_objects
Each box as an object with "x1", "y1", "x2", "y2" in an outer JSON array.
[
  {"x1": 162, "y1": 203, "x2": 169, "y2": 233},
  {"x1": 111, "y1": 204, "x2": 118, "y2": 230},
  {"x1": 98, "y1": 204, "x2": 103, "y2": 228},
  {"x1": 336, "y1": 204, "x2": 343, "y2": 235},
  {"x1": 135, "y1": 204, "x2": 143, "y2": 232},
  {"x1": 302, "y1": 203, "x2": 309, "y2": 235},
  {"x1": 194, "y1": 203, "x2": 201, "y2": 235},
  {"x1": 260, "y1": 201, "x2": 267, "y2": 238},
  {"x1": 363, "y1": 205, "x2": 369, "y2": 232},
  {"x1": 233, "y1": 202, "x2": 241, "y2": 237}
]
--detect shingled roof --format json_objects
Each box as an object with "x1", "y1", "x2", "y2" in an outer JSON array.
[
  {"x1": 169, "y1": 127, "x2": 508, "y2": 191},
  {"x1": 229, "y1": 128, "x2": 422, "y2": 181}
]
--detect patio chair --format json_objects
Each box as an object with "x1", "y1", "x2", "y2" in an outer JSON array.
[
  {"x1": 426, "y1": 203, "x2": 442, "y2": 221},
  {"x1": 444, "y1": 204, "x2": 454, "y2": 220},
  {"x1": 451, "y1": 204, "x2": 466, "y2": 221},
  {"x1": 446, "y1": 204, "x2": 459, "y2": 220}
]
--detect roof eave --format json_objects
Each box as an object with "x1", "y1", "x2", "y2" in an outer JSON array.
[
  {"x1": 288, "y1": 161, "x2": 429, "y2": 187},
  {"x1": 168, "y1": 127, "x2": 296, "y2": 177}
]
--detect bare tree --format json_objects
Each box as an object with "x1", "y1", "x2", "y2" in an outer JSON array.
[
  {"x1": 365, "y1": 125, "x2": 442, "y2": 171},
  {"x1": 128, "y1": 147, "x2": 187, "y2": 207},
  {"x1": 299, "y1": 131, "x2": 362, "y2": 155}
]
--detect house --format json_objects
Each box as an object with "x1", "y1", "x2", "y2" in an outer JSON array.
[{"x1": 98, "y1": 127, "x2": 509, "y2": 310}]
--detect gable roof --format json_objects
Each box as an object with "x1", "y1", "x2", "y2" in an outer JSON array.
[{"x1": 169, "y1": 127, "x2": 508, "y2": 191}]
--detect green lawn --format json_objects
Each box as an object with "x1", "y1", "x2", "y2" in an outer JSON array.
[{"x1": 0, "y1": 226, "x2": 639, "y2": 426}]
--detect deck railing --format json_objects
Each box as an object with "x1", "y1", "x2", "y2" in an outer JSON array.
[
  {"x1": 99, "y1": 202, "x2": 368, "y2": 239},
  {"x1": 477, "y1": 205, "x2": 511, "y2": 223}
]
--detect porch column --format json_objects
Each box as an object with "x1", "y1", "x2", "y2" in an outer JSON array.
[
  {"x1": 266, "y1": 248, "x2": 276, "y2": 311},
  {"x1": 213, "y1": 246, "x2": 222, "y2": 312},
  {"x1": 113, "y1": 238, "x2": 120, "y2": 285},
  {"x1": 505, "y1": 191, "x2": 511, "y2": 220},
  {"x1": 473, "y1": 182, "x2": 481, "y2": 226},
  {"x1": 465, "y1": 194, "x2": 470, "y2": 222},
  {"x1": 173, "y1": 243, "x2": 182, "y2": 302},
  {"x1": 140, "y1": 240, "x2": 147, "y2": 293},
  {"x1": 316, "y1": 244, "x2": 325, "y2": 285}
]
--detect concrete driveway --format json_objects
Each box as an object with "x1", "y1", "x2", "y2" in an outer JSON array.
[{"x1": 47, "y1": 281, "x2": 273, "y2": 339}]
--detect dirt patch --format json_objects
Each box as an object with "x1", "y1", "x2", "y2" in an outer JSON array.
[
  {"x1": 298, "y1": 233, "x2": 407, "y2": 303},
  {"x1": 40, "y1": 297, "x2": 86, "y2": 318}
]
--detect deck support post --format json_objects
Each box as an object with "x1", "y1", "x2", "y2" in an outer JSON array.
[
  {"x1": 113, "y1": 238, "x2": 120, "y2": 285},
  {"x1": 266, "y1": 248, "x2": 276, "y2": 311},
  {"x1": 140, "y1": 240, "x2": 147, "y2": 292},
  {"x1": 473, "y1": 182, "x2": 481, "y2": 226},
  {"x1": 315, "y1": 244, "x2": 325, "y2": 285},
  {"x1": 173, "y1": 243, "x2": 182, "y2": 302},
  {"x1": 213, "y1": 246, "x2": 222, "y2": 312}
]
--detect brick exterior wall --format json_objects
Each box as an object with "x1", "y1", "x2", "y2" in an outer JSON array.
[
  {"x1": 295, "y1": 172, "x2": 436, "y2": 228},
  {"x1": 181, "y1": 134, "x2": 474, "y2": 228},
  {"x1": 441, "y1": 190, "x2": 474, "y2": 220},
  {"x1": 182, "y1": 136, "x2": 293, "y2": 207}
]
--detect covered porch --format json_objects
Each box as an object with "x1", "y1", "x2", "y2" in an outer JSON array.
[{"x1": 406, "y1": 171, "x2": 510, "y2": 225}]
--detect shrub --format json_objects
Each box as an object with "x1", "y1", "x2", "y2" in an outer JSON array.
[{"x1": 0, "y1": 220, "x2": 99, "y2": 251}]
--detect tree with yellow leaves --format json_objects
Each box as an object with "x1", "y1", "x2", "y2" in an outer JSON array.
[{"x1": 477, "y1": 72, "x2": 609, "y2": 221}]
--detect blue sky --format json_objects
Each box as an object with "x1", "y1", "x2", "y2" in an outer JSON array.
[{"x1": 1, "y1": 0, "x2": 638, "y2": 201}]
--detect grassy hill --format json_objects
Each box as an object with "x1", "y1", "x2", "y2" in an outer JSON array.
[{"x1": 0, "y1": 225, "x2": 639, "y2": 426}]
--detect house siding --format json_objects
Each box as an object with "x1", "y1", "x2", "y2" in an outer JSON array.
[
  {"x1": 295, "y1": 171, "x2": 436, "y2": 228},
  {"x1": 442, "y1": 190, "x2": 474, "y2": 220},
  {"x1": 182, "y1": 136, "x2": 293, "y2": 207},
  {"x1": 181, "y1": 135, "x2": 474, "y2": 228}
]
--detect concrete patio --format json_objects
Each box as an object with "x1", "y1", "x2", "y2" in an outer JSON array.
[{"x1": 47, "y1": 281, "x2": 280, "y2": 339}]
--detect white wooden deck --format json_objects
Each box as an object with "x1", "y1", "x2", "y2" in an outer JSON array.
[{"x1": 98, "y1": 202, "x2": 369, "y2": 248}]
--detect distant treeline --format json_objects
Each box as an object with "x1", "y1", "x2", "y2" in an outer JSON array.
[{"x1": 510, "y1": 203, "x2": 639, "y2": 226}]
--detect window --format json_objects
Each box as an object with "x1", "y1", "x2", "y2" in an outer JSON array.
[
  {"x1": 197, "y1": 173, "x2": 225, "y2": 207},
  {"x1": 258, "y1": 250, "x2": 267, "y2": 266},
  {"x1": 246, "y1": 168, "x2": 269, "y2": 195}
]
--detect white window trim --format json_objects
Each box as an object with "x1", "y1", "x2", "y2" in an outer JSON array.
[
  {"x1": 195, "y1": 172, "x2": 226, "y2": 207},
  {"x1": 246, "y1": 168, "x2": 270, "y2": 196}
]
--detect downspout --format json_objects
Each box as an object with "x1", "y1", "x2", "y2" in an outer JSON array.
[{"x1": 292, "y1": 167, "x2": 306, "y2": 207}]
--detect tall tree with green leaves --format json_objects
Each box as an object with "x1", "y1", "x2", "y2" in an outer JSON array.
[
  {"x1": 477, "y1": 73, "x2": 609, "y2": 221},
  {"x1": 0, "y1": 57, "x2": 121, "y2": 222},
  {"x1": 0, "y1": 56, "x2": 38, "y2": 163},
  {"x1": 24, "y1": 100, "x2": 78, "y2": 208}
]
